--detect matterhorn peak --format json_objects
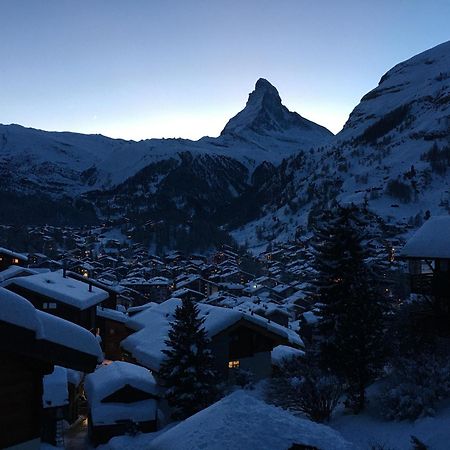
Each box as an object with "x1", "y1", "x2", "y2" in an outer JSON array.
[{"x1": 221, "y1": 79, "x2": 332, "y2": 141}]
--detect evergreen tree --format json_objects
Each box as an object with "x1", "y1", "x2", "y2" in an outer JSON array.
[
  {"x1": 159, "y1": 297, "x2": 219, "y2": 419},
  {"x1": 311, "y1": 204, "x2": 387, "y2": 412}
]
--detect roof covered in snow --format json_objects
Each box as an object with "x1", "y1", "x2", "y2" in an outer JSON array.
[
  {"x1": 85, "y1": 361, "x2": 159, "y2": 426},
  {"x1": 148, "y1": 391, "x2": 354, "y2": 450},
  {"x1": 0, "y1": 247, "x2": 28, "y2": 261},
  {"x1": 0, "y1": 265, "x2": 40, "y2": 283},
  {"x1": 43, "y1": 366, "x2": 69, "y2": 409},
  {"x1": 400, "y1": 216, "x2": 450, "y2": 259},
  {"x1": 0, "y1": 287, "x2": 103, "y2": 364},
  {"x1": 4, "y1": 270, "x2": 109, "y2": 309},
  {"x1": 85, "y1": 361, "x2": 159, "y2": 405},
  {"x1": 122, "y1": 298, "x2": 302, "y2": 371}
]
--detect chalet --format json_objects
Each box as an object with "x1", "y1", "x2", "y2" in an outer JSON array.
[
  {"x1": 67, "y1": 271, "x2": 121, "y2": 310},
  {"x1": 96, "y1": 307, "x2": 130, "y2": 360},
  {"x1": 0, "y1": 265, "x2": 40, "y2": 283},
  {"x1": 0, "y1": 288, "x2": 102, "y2": 450},
  {"x1": 120, "y1": 277, "x2": 171, "y2": 302},
  {"x1": 84, "y1": 361, "x2": 160, "y2": 445},
  {"x1": 28, "y1": 253, "x2": 49, "y2": 267},
  {"x1": 176, "y1": 274, "x2": 219, "y2": 297},
  {"x1": 121, "y1": 298, "x2": 302, "y2": 382},
  {"x1": 171, "y1": 287, "x2": 206, "y2": 302},
  {"x1": 41, "y1": 366, "x2": 83, "y2": 446},
  {"x1": 4, "y1": 270, "x2": 109, "y2": 331},
  {"x1": 399, "y1": 216, "x2": 450, "y2": 300},
  {"x1": 0, "y1": 247, "x2": 28, "y2": 271}
]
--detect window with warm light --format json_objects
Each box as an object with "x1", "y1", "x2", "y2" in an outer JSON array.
[
  {"x1": 12, "y1": 258, "x2": 19, "y2": 264},
  {"x1": 228, "y1": 360, "x2": 240, "y2": 369}
]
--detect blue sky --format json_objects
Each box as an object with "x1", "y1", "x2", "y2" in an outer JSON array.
[{"x1": 0, "y1": 0, "x2": 449, "y2": 140}]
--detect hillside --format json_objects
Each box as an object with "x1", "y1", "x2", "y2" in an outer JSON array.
[{"x1": 232, "y1": 41, "x2": 450, "y2": 250}]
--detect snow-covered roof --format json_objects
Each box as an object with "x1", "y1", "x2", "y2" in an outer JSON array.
[
  {"x1": 148, "y1": 391, "x2": 354, "y2": 450},
  {"x1": 0, "y1": 287, "x2": 103, "y2": 362},
  {"x1": 122, "y1": 298, "x2": 302, "y2": 371},
  {"x1": 96, "y1": 306, "x2": 128, "y2": 323},
  {"x1": 37, "y1": 311, "x2": 103, "y2": 360},
  {"x1": 0, "y1": 287, "x2": 43, "y2": 335},
  {"x1": 4, "y1": 270, "x2": 109, "y2": 309},
  {"x1": 43, "y1": 366, "x2": 69, "y2": 409},
  {"x1": 0, "y1": 265, "x2": 39, "y2": 283},
  {"x1": 85, "y1": 361, "x2": 159, "y2": 405},
  {"x1": 400, "y1": 216, "x2": 450, "y2": 259},
  {"x1": 0, "y1": 247, "x2": 28, "y2": 261}
]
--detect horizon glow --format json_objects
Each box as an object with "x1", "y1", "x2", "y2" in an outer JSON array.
[{"x1": 0, "y1": 0, "x2": 449, "y2": 141}]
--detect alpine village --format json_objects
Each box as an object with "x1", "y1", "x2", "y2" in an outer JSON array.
[{"x1": 1, "y1": 7, "x2": 450, "y2": 450}]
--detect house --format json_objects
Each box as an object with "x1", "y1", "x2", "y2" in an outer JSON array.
[
  {"x1": 0, "y1": 247, "x2": 28, "y2": 271},
  {"x1": 0, "y1": 287, "x2": 102, "y2": 449},
  {"x1": 121, "y1": 298, "x2": 302, "y2": 382},
  {"x1": 41, "y1": 366, "x2": 82, "y2": 446},
  {"x1": 68, "y1": 271, "x2": 121, "y2": 310},
  {"x1": 4, "y1": 270, "x2": 109, "y2": 331},
  {"x1": 84, "y1": 361, "x2": 160, "y2": 445},
  {"x1": 0, "y1": 265, "x2": 40, "y2": 283},
  {"x1": 146, "y1": 391, "x2": 353, "y2": 450},
  {"x1": 96, "y1": 307, "x2": 130, "y2": 360},
  {"x1": 399, "y1": 216, "x2": 450, "y2": 300}
]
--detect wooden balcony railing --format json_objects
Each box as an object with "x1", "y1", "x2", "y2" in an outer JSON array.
[{"x1": 410, "y1": 273, "x2": 450, "y2": 298}]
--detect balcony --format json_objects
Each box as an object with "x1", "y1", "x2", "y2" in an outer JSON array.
[{"x1": 410, "y1": 273, "x2": 450, "y2": 298}]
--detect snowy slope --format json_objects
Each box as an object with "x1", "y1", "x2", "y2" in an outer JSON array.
[{"x1": 232, "y1": 41, "x2": 450, "y2": 248}]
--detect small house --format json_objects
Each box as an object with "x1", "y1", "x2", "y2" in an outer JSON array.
[
  {"x1": 399, "y1": 216, "x2": 450, "y2": 300},
  {"x1": 122, "y1": 298, "x2": 302, "y2": 382},
  {"x1": 4, "y1": 270, "x2": 109, "y2": 330},
  {"x1": 0, "y1": 247, "x2": 28, "y2": 271},
  {"x1": 84, "y1": 361, "x2": 160, "y2": 446}
]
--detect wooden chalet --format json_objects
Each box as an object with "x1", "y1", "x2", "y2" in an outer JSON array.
[
  {"x1": 4, "y1": 270, "x2": 109, "y2": 331},
  {"x1": 84, "y1": 361, "x2": 160, "y2": 445},
  {"x1": 122, "y1": 299, "x2": 302, "y2": 383},
  {"x1": 96, "y1": 307, "x2": 131, "y2": 360},
  {"x1": 400, "y1": 216, "x2": 450, "y2": 300},
  {"x1": 0, "y1": 247, "x2": 28, "y2": 271},
  {"x1": 0, "y1": 288, "x2": 102, "y2": 449}
]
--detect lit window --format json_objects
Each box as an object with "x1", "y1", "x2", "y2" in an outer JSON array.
[
  {"x1": 228, "y1": 360, "x2": 240, "y2": 369},
  {"x1": 12, "y1": 258, "x2": 19, "y2": 264}
]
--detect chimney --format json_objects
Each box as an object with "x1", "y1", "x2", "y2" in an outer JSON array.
[{"x1": 89, "y1": 282, "x2": 93, "y2": 292}]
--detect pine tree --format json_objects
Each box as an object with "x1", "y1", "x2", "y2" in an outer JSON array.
[
  {"x1": 311, "y1": 204, "x2": 387, "y2": 413},
  {"x1": 159, "y1": 297, "x2": 219, "y2": 419}
]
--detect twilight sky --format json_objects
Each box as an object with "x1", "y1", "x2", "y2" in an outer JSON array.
[{"x1": 1, "y1": 0, "x2": 449, "y2": 140}]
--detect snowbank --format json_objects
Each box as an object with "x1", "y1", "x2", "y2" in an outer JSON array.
[{"x1": 148, "y1": 391, "x2": 354, "y2": 450}]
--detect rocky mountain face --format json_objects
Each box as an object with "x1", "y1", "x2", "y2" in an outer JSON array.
[{"x1": 233, "y1": 41, "x2": 450, "y2": 250}]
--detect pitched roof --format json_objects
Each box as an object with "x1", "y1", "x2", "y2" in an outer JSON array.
[
  {"x1": 122, "y1": 298, "x2": 302, "y2": 372},
  {"x1": 400, "y1": 216, "x2": 450, "y2": 259},
  {"x1": 4, "y1": 270, "x2": 109, "y2": 309},
  {"x1": 0, "y1": 287, "x2": 103, "y2": 369}
]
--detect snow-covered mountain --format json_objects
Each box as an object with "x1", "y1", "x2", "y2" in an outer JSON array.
[
  {"x1": 0, "y1": 79, "x2": 332, "y2": 198},
  {"x1": 1, "y1": 41, "x2": 449, "y2": 251},
  {"x1": 233, "y1": 41, "x2": 450, "y2": 249}
]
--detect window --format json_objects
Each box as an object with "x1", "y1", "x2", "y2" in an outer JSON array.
[
  {"x1": 228, "y1": 360, "x2": 240, "y2": 369},
  {"x1": 12, "y1": 258, "x2": 19, "y2": 264},
  {"x1": 43, "y1": 302, "x2": 57, "y2": 309}
]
